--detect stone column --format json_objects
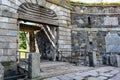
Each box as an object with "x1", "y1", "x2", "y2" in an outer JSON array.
[
  {"x1": 28, "y1": 53, "x2": 41, "y2": 79},
  {"x1": 116, "y1": 54, "x2": 120, "y2": 67},
  {"x1": 0, "y1": 1, "x2": 18, "y2": 62},
  {"x1": 0, "y1": 63, "x2": 4, "y2": 80}
]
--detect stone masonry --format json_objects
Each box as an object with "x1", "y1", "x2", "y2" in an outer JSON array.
[{"x1": 72, "y1": 4, "x2": 120, "y2": 56}]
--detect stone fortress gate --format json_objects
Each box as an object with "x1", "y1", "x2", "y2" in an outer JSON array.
[{"x1": 0, "y1": 0, "x2": 120, "y2": 80}]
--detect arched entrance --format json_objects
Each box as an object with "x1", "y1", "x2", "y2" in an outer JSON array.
[{"x1": 18, "y1": 2, "x2": 59, "y2": 61}]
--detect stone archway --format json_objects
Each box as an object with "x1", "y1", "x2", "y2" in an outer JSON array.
[
  {"x1": 18, "y1": 2, "x2": 59, "y2": 61},
  {"x1": 0, "y1": 0, "x2": 71, "y2": 62},
  {"x1": 0, "y1": 0, "x2": 55, "y2": 62}
]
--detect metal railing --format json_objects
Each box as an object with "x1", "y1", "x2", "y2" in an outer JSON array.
[{"x1": 17, "y1": 51, "x2": 31, "y2": 78}]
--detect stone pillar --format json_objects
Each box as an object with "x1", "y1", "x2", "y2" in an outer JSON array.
[
  {"x1": 28, "y1": 53, "x2": 41, "y2": 79},
  {"x1": 93, "y1": 51, "x2": 97, "y2": 66},
  {"x1": 0, "y1": 63, "x2": 4, "y2": 80},
  {"x1": 88, "y1": 52, "x2": 97, "y2": 67},
  {"x1": 0, "y1": 0, "x2": 18, "y2": 62},
  {"x1": 116, "y1": 54, "x2": 120, "y2": 67}
]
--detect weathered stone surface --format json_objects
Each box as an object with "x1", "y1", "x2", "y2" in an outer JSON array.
[
  {"x1": 0, "y1": 29, "x2": 17, "y2": 36},
  {"x1": 59, "y1": 45, "x2": 71, "y2": 49},
  {"x1": 3, "y1": 49, "x2": 13, "y2": 56},
  {"x1": 105, "y1": 32, "x2": 120, "y2": 52},
  {"x1": 97, "y1": 76, "x2": 108, "y2": 80},
  {"x1": 0, "y1": 56, "x2": 9, "y2": 62},
  {"x1": 64, "y1": 73, "x2": 76, "y2": 78},
  {"x1": 57, "y1": 75, "x2": 73, "y2": 80},
  {"x1": 28, "y1": 53, "x2": 41, "y2": 79},
  {"x1": 8, "y1": 56, "x2": 16, "y2": 61},
  {"x1": 0, "y1": 17, "x2": 17, "y2": 23},
  {"x1": 72, "y1": 76, "x2": 84, "y2": 80},
  {"x1": 72, "y1": 6, "x2": 120, "y2": 28},
  {"x1": 0, "y1": 63, "x2": 4, "y2": 80},
  {"x1": 44, "y1": 66, "x2": 120, "y2": 80},
  {"x1": 99, "y1": 73, "x2": 113, "y2": 78},
  {"x1": 87, "y1": 71, "x2": 98, "y2": 77},
  {"x1": 0, "y1": 23, "x2": 18, "y2": 30},
  {"x1": 9, "y1": 43, "x2": 17, "y2": 48},
  {"x1": 88, "y1": 77, "x2": 98, "y2": 80},
  {"x1": 111, "y1": 72, "x2": 120, "y2": 80},
  {"x1": 116, "y1": 55, "x2": 120, "y2": 67},
  {"x1": 44, "y1": 77, "x2": 59, "y2": 80},
  {"x1": 0, "y1": 36, "x2": 16, "y2": 43},
  {"x1": 0, "y1": 49, "x2": 3, "y2": 56},
  {"x1": 110, "y1": 70, "x2": 120, "y2": 75}
]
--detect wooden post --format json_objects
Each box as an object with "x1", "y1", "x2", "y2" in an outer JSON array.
[{"x1": 29, "y1": 31, "x2": 36, "y2": 52}]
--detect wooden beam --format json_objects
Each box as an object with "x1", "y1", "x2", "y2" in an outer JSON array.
[
  {"x1": 18, "y1": 3, "x2": 58, "y2": 26},
  {"x1": 20, "y1": 23, "x2": 41, "y2": 32},
  {"x1": 19, "y1": 14, "x2": 58, "y2": 26}
]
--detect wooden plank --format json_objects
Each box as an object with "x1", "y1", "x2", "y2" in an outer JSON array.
[
  {"x1": 18, "y1": 7, "x2": 56, "y2": 18},
  {"x1": 19, "y1": 4, "x2": 56, "y2": 17},
  {"x1": 18, "y1": 13, "x2": 58, "y2": 23},
  {"x1": 18, "y1": 9, "x2": 57, "y2": 20},
  {"x1": 18, "y1": 11, "x2": 57, "y2": 21},
  {"x1": 18, "y1": 8, "x2": 56, "y2": 19},
  {"x1": 18, "y1": 3, "x2": 58, "y2": 26},
  {"x1": 29, "y1": 32, "x2": 36, "y2": 52}
]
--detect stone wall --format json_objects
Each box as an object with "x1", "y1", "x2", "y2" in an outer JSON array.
[
  {"x1": 72, "y1": 31, "x2": 106, "y2": 55},
  {"x1": 72, "y1": 5, "x2": 120, "y2": 28},
  {"x1": 73, "y1": 5, "x2": 120, "y2": 14},
  {"x1": 0, "y1": 0, "x2": 18, "y2": 62},
  {"x1": 71, "y1": 4, "x2": 120, "y2": 54},
  {"x1": 72, "y1": 15, "x2": 120, "y2": 28},
  {"x1": 105, "y1": 32, "x2": 120, "y2": 52},
  {"x1": 46, "y1": 2, "x2": 72, "y2": 56},
  {"x1": 0, "y1": 0, "x2": 72, "y2": 62}
]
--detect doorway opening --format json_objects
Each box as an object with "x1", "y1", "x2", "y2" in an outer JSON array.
[
  {"x1": 17, "y1": 2, "x2": 59, "y2": 61},
  {"x1": 18, "y1": 21, "x2": 58, "y2": 61}
]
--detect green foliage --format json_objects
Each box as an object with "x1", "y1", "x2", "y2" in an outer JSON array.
[{"x1": 19, "y1": 32, "x2": 27, "y2": 49}]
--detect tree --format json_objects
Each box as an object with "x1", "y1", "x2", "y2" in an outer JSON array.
[{"x1": 19, "y1": 32, "x2": 27, "y2": 49}]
